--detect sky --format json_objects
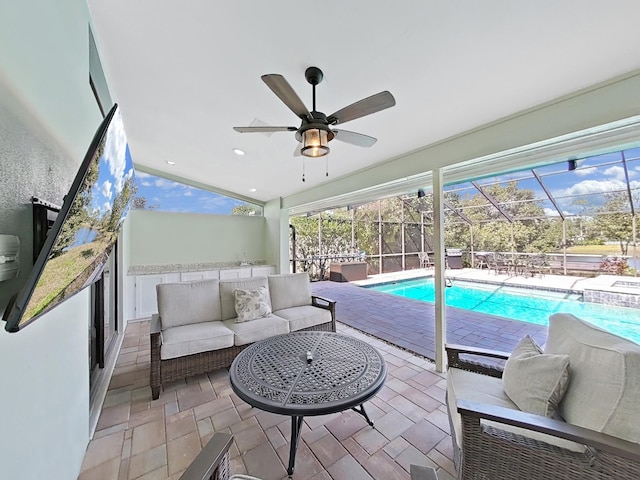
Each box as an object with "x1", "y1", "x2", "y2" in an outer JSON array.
[
  {"x1": 92, "y1": 108, "x2": 135, "y2": 219},
  {"x1": 445, "y1": 147, "x2": 640, "y2": 217},
  {"x1": 133, "y1": 171, "x2": 251, "y2": 215},
  {"x1": 132, "y1": 146, "x2": 640, "y2": 217}
]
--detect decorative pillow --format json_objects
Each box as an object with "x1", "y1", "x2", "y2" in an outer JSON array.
[
  {"x1": 502, "y1": 335, "x2": 571, "y2": 417},
  {"x1": 234, "y1": 286, "x2": 272, "y2": 323}
]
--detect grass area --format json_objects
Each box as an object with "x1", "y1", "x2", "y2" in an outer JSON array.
[
  {"x1": 563, "y1": 245, "x2": 625, "y2": 256},
  {"x1": 22, "y1": 236, "x2": 112, "y2": 324}
]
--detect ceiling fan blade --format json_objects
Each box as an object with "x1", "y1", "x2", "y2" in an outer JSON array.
[
  {"x1": 332, "y1": 129, "x2": 377, "y2": 147},
  {"x1": 262, "y1": 74, "x2": 311, "y2": 120},
  {"x1": 328, "y1": 91, "x2": 396, "y2": 125},
  {"x1": 233, "y1": 126, "x2": 297, "y2": 133},
  {"x1": 293, "y1": 143, "x2": 302, "y2": 157}
]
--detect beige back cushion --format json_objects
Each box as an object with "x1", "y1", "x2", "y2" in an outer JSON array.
[
  {"x1": 268, "y1": 273, "x2": 312, "y2": 311},
  {"x1": 545, "y1": 313, "x2": 640, "y2": 443},
  {"x1": 219, "y1": 277, "x2": 269, "y2": 320},
  {"x1": 157, "y1": 279, "x2": 222, "y2": 329}
]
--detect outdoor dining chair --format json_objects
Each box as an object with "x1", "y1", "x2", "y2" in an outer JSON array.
[
  {"x1": 419, "y1": 252, "x2": 433, "y2": 269},
  {"x1": 486, "y1": 252, "x2": 509, "y2": 275}
]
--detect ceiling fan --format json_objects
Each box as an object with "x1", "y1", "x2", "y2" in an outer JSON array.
[{"x1": 233, "y1": 66, "x2": 396, "y2": 175}]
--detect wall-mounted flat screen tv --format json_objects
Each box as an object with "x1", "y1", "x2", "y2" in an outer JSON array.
[{"x1": 3, "y1": 103, "x2": 136, "y2": 332}]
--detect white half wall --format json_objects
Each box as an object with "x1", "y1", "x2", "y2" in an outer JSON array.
[
  {"x1": 264, "y1": 198, "x2": 290, "y2": 274},
  {"x1": 128, "y1": 210, "x2": 267, "y2": 266}
]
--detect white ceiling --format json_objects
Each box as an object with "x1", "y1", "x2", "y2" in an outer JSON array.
[{"x1": 88, "y1": 1, "x2": 640, "y2": 205}]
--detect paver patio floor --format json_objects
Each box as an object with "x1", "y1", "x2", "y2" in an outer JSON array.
[
  {"x1": 79, "y1": 268, "x2": 583, "y2": 479},
  {"x1": 79, "y1": 321, "x2": 456, "y2": 480}
]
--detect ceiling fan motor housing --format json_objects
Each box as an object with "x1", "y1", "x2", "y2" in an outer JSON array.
[
  {"x1": 295, "y1": 111, "x2": 335, "y2": 142},
  {"x1": 305, "y1": 66, "x2": 324, "y2": 85}
]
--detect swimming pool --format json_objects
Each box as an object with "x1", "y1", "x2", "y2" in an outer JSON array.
[{"x1": 367, "y1": 278, "x2": 640, "y2": 344}]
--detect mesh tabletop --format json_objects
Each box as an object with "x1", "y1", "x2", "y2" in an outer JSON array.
[{"x1": 229, "y1": 331, "x2": 387, "y2": 416}]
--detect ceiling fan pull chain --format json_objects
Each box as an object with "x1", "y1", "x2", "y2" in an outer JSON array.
[
  {"x1": 326, "y1": 157, "x2": 329, "y2": 177},
  {"x1": 302, "y1": 157, "x2": 306, "y2": 182}
]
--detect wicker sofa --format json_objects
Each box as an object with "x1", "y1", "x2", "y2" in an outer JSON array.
[
  {"x1": 446, "y1": 312, "x2": 640, "y2": 480},
  {"x1": 150, "y1": 272, "x2": 335, "y2": 399}
]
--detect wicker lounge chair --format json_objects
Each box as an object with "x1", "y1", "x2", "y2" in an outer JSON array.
[{"x1": 445, "y1": 313, "x2": 640, "y2": 480}]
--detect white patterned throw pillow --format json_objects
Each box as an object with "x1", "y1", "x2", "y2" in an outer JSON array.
[{"x1": 234, "y1": 286, "x2": 272, "y2": 322}]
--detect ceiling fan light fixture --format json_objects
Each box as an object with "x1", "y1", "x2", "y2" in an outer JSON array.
[{"x1": 301, "y1": 128, "x2": 330, "y2": 158}]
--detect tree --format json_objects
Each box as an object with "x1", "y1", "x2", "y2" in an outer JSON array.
[
  {"x1": 105, "y1": 175, "x2": 137, "y2": 234},
  {"x1": 231, "y1": 204, "x2": 261, "y2": 216},
  {"x1": 132, "y1": 196, "x2": 157, "y2": 210},
  {"x1": 593, "y1": 192, "x2": 633, "y2": 255},
  {"x1": 51, "y1": 152, "x2": 101, "y2": 257}
]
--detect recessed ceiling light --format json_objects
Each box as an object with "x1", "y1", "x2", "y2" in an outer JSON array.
[
  {"x1": 233, "y1": 148, "x2": 245, "y2": 156},
  {"x1": 166, "y1": 161, "x2": 176, "y2": 165},
  {"x1": 249, "y1": 188, "x2": 257, "y2": 192}
]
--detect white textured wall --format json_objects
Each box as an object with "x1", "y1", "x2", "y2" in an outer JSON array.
[
  {"x1": 0, "y1": 0, "x2": 101, "y2": 478},
  {"x1": 128, "y1": 209, "x2": 267, "y2": 266},
  {"x1": 0, "y1": 292, "x2": 90, "y2": 479}
]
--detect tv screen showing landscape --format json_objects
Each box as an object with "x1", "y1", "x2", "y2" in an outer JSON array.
[{"x1": 4, "y1": 104, "x2": 136, "y2": 332}]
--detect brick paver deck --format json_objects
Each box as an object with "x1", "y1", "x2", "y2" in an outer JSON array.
[{"x1": 311, "y1": 280, "x2": 548, "y2": 359}]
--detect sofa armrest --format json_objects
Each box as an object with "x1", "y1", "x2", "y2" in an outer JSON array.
[
  {"x1": 151, "y1": 313, "x2": 161, "y2": 334},
  {"x1": 446, "y1": 343, "x2": 509, "y2": 378},
  {"x1": 457, "y1": 399, "x2": 640, "y2": 462},
  {"x1": 178, "y1": 432, "x2": 233, "y2": 480},
  {"x1": 312, "y1": 295, "x2": 336, "y2": 332},
  {"x1": 150, "y1": 314, "x2": 162, "y2": 400}
]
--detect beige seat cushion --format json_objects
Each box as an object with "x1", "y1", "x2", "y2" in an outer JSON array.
[
  {"x1": 157, "y1": 279, "x2": 222, "y2": 328},
  {"x1": 219, "y1": 277, "x2": 270, "y2": 321},
  {"x1": 160, "y1": 321, "x2": 234, "y2": 360},
  {"x1": 273, "y1": 305, "x2": 331, "y2": 331},
  {"x1": 545, "y1": 313, "x2": 640, "y2": 443},
  {"x1": 268, "y1": 273, "x2": 312, "y2": 311},
  {"x1": 502, "y1": 335, "x2": 570, "y2": 417},
  {"x1": 447, "y1": 367, "x2": 586, "y2": 453},
  {"x1": 223, "y1": 315, "x2": 289, "y2": 346}
]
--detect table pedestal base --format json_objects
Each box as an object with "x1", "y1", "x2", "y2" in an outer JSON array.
[{"x1": 286, "y1": 404, "x2": 374, "y2": 475}]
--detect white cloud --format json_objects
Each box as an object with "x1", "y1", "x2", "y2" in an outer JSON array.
[
  {"x1": 559, "y1": 179, "x2": 627, "y2": 196},
  {"x1": 604, "y1": 166, "x2": 626, "y2": 181},
  {"x1": 103, "y1": 109, "x2": 128, "y2": 193},
  {"x1": 102, "y1": 202, "x2": 112, "y2": 212},
  {"x1": 102, "y1": 179, "x2": 113, "y2": 199},
  {"x1": 184, "y1": 190, "x2": 193, "y2": 197},
  {"x1": 574, "y1": 166, "x2": 597, "y2": 176},
  {"x1": 135, "y1": 171, "x2": 152, "y2": 179},
  {"x1": 154, "y1": 177, "x2": 176, "y2": 189},
  {"x1": 544, "y1": 207, "x2": 573, "y2": 217},
  {"x1": 141, "y1": 181, "x2": 152, "y2": 187},
  {"x1": 544, "y1": 207, "x2": 560, "y2": 217}
]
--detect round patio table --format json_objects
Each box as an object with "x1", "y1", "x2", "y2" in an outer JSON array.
[{"x1": 229, "y1": 331, "x2": 386, "y2": 475}]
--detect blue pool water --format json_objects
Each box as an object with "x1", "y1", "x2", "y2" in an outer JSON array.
[{"x1": 367, "y1": 278, "x2": 640, "y2": 344}]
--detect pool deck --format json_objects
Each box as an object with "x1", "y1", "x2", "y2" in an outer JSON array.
[
  {"x1": 355, "y1": 267, "x2": 604, "y2": 292},
  {"x1": 311, "y1": 268, "x2": 640, "y2": 361},
  {"x1": 310, "y1": 269, "x2": 554, "y2": 361}
]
